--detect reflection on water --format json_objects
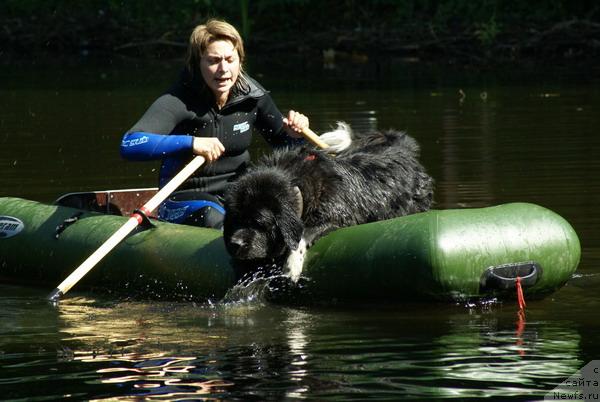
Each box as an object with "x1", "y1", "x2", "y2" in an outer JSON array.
[
  {"x1": 0, "y1": 285, "x2": 587, "y2": 400},
  {"x1": 90, "y1": 354, "x2": 233, "y2": 400},
  {"x1": 1, "y1": 59, "x2": 599, "y2": 399},
  {"x1": 428, "y1": 316, "x2": 581, "y2": 399}
]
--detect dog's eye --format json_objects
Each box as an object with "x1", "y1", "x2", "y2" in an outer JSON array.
[{"x1": 253, "y1": 209, "x2": 276, "y2": 226}]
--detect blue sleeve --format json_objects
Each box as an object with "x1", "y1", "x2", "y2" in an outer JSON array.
[
  {"x1": 121, "y1": 91, "x2": 197, "y2": 160},
  {"x1": 120, "y1": 132, "x2": 194, "y2": 161}
]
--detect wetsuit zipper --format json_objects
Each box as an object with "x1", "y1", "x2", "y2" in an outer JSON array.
[{"x1": 210, "y1": 107, "x2": 221, "y2": 141}]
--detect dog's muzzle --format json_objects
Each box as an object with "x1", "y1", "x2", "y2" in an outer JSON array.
[
  {"x1": 226, "y1": 235, "x2": 249, "y2": 258},
  {"x1": 226, "y1": 230, "x2": 269, "y2": 260}
]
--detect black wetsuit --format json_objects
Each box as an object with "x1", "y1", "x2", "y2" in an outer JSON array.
[
  {"x1": 120, "y1": 70, "x2": 300, "y2": 227},
  {"x1": 121, "y1": 70, "x2": 299, "y2": 194}
]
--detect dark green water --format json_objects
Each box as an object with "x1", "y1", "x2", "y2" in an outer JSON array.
[{"x1": 1, "y1": 57, "x2": 599, "y2": 400}]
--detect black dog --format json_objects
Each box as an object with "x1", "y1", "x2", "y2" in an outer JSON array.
[{"x1": 223, "y1": 123, "x2": 434, "y2": 281}]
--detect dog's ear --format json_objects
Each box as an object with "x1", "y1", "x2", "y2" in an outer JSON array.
[{"x1": 292, "y1": 186, "x2": 303, "y2": 217}]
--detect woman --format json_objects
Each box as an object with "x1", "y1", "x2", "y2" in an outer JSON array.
[{"x1": 121, "y1": 19, "x2": 310, "y2": 229}]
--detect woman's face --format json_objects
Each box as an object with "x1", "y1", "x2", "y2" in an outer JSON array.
[{"x1": 200, "y1": 40, "x2": 240, "y2": 101}]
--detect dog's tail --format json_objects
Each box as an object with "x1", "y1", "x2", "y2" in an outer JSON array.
[
  {"x1": 317, "y1": 122, "x2": 421, "y2": 157},
  {"x1": 347, "y1": 128, "x2": 421, "y2": 157},
  {"x1": 318, "y1": 122, "x2": 353, "y2": 153}
]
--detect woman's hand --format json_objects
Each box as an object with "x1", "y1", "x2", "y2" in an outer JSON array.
[
  {"x1": 193, "y1": 137, "x2": 225, "y2": 162},
  {"x1": 283, "y1": 110, "x2": 310, "y2": 138}
]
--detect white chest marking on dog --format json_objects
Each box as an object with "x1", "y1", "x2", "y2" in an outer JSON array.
[{"x1": 285, "y1": 237, "x2": 307, "y2": 283}]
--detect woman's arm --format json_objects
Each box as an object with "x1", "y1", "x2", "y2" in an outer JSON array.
[
  {"x1": 282, "y1": 110, "x2": 310, "y2": 137},
  {"x1": 120, "y1": 131, "x2": 194, "y2": 160},
  {"x1": 120, "y1": 94, "x2": 196, "y2": 160},
  {"x1": 255, "y1": 94, "x2": 306, "y2": 148}
]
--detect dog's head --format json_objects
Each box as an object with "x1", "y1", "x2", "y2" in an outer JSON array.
[{"x1": 223, "y1": 169, "x2": 304, "y2": 260}]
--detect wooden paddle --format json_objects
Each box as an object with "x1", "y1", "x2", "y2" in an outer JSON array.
[
  {"x1": 301, "y1": 127, "x2": 329, "y2": 149},
  {"x1": 48, "y1": 125, "x2": 324, "y2": 301},
  {"x1": 47, "y1": 155, "x2": 206, "y2": 301}
]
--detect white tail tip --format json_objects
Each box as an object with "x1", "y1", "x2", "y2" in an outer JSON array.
[{"x1": 318, "y1": 122, "x2": 353, "y2": 153}]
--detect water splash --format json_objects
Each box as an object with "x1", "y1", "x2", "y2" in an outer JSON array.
[
  {"x1": 220, "y1": 264, "x2": 307, "y2": 306},
  {"x1": 221, "y1": 265, "x2": 283, "y2": 305}
]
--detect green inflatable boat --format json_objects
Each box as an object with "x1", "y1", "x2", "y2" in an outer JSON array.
[{"x1": 0, "y1": 191, "x2": 580, "y2": 303}]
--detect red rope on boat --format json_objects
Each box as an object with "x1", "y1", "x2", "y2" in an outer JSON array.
[
  {"x1": 515, "y1": 276, "x2": 527, "y2": 356},
  {"x1": 516, "y1": 276, "x2": 526, "y2": 310}
]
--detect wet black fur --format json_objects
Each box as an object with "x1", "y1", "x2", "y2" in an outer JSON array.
[{"x1": 223, "y1": 129, "x2": 434, "y2": 262}]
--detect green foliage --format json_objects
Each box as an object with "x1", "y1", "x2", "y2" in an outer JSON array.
[
  {"x1": 1, "y1": 0, "x2": 598, "y2": 58},
  {"x1": 475, "y1": 17, "x2": 501, "y2": 47}
]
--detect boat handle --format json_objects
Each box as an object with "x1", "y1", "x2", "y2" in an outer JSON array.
[
  {"x1": 479, "y1": 261, "x2": 542, "y2": 291},
  {"x1": 55, "y1": 212, "x2": 84, "y2": 239}
]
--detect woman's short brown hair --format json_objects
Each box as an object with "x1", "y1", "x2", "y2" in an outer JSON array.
[{"x1": 186, "y1": 19, "x2": 245, "y2": 75}]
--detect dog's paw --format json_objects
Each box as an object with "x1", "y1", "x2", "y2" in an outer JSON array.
[{"x1": 284, "y1": 238, "x2": 307, "y2": 283}]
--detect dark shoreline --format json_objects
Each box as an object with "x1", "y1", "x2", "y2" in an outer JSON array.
[{"x1": 0, "y1": 15, "x2": 600, "y2": 68}]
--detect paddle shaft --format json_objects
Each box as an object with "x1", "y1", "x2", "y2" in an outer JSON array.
[
  {"x1": 301, "y1": 127, "x2": 329, "y2": 149},
  {"x1": 48, "y1": 125, "x2": 323, "y2": 301},
  {"x1": 47, "y1": 155, "x2": 206, "y2": 301}
]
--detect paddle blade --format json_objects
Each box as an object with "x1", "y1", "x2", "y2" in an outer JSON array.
[{"x1": 47, "y1": 288, "x2": 63, "y2": 303}]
